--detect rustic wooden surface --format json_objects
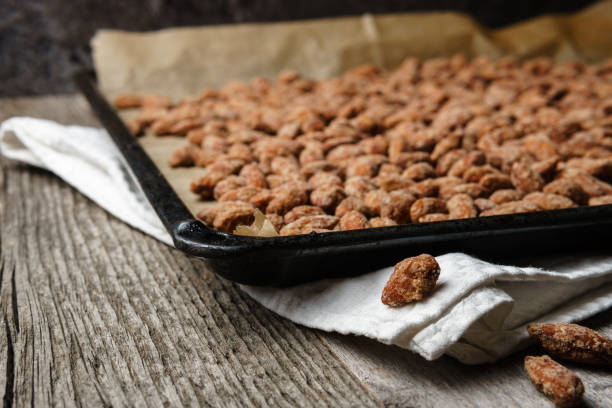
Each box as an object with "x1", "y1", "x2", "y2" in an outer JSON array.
[{"x1": 1, "y1": 94, "x2": 611, "y2": 407}]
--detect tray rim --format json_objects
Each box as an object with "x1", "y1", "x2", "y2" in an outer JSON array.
[{"x1": 74, "y1": 69, "x2": 612, "y2": 261}]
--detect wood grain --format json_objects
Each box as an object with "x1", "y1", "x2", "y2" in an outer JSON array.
[{"x1": 1, "y1": 95, "x2": 611, "y2": 407}]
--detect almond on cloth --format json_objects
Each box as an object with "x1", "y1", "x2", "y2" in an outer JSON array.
[
  {"x1": 524, "y1": 355, "x2": 584, "y2": 408},
  {"x1": 381, "y1": 254, "x2": 440, "y2": 307},
  {"x1": 527, "y1": 322, "x2": 612, "y2": 365}
]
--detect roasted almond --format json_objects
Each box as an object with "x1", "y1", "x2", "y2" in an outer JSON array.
[
  {"x1": 524, "y1": 355, "x2": 584, "y2": 408},
  {"x1": 527, "y1": 322, "x2": 612, "y2": 365}
]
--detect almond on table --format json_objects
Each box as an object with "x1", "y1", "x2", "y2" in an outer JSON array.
[
  {"x1": 527, "y1": 322, "x2": 612, "y2": 365},
  {"x1": 524, "y1": 355, "x2": 584, "y2": 408}
]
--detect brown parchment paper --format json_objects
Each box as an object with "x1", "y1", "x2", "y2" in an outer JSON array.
[{"x1": 91, "y1": 1, "x2": 612, "y2": 222}]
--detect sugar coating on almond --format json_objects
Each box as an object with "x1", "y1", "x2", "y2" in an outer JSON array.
[
  {"x1": 527, "y1": 322, "x2": 612, "y2": 365},
  {"x1": 524, "y1": 355, "x2": 584, "y2": 408},
  {"x1": 381, "y1": 254, "x2": 440, "y2": 307}
]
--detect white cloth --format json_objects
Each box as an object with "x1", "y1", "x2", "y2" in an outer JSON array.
[{"x1": 2, "y1": 117, "x2": 612, "y2": 364}]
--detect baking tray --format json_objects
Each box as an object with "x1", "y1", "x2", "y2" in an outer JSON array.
[{"x1": 75, "y1": 70, "x2": 612, "y2": 287}]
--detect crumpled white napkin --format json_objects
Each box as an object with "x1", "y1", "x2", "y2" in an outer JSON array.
[{"x1": 2, "y1": 117, "x2": 612, "y2": 364}]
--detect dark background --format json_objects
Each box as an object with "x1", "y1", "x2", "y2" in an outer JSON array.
[{"x1": 0, "y1": 0, "x2": 599, "y2": 97}]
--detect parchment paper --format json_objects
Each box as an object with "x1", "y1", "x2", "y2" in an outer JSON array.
[{"x1": 91, "y1": 1, "x2": 612, "y2": 219}]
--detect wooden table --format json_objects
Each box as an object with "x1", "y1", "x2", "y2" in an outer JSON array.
[{"x1": 1, "y1": 95, "x2": 611, "y2": 407}]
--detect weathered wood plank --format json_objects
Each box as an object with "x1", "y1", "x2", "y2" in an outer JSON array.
[{"x1": 0, "y1": 96, "x2": 380, "y2": 407}]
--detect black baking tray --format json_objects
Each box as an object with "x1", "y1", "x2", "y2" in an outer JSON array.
[{"x1": 75, "y1": 70, "x2": 612, "y2": 287}]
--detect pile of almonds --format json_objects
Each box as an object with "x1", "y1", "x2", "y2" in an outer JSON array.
[{"x1": 115, "y1": 55, "x2": 612, "y2": 235}]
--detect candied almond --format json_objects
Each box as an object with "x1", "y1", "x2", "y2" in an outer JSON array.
[
  {"x1": 271, "y1": 156, "x2": 300, "y2": 176},
  {"x1": 227, "y1": 143, "x2": 253, "y2": 162},
  {"x1": 543, "y1": 179, "x2": 589, "y2": 205},
  {"x1": 378, "y1": 163, "x2": 403, "y2": 176},
  {"x1": 479, "y1": 173, "x2": 513, "y2": 193},
  {"x1": 345, "y1": 155, "x2": 388, "y2": 178},
  {"x1": 249, "y1": 189, "x2": 274, "y2": 211},
  {"x1": 589, "y1": 195, "x2": 612, "y2": 206},
  {"x1": 430, "y1": 133, "x2": 462, "y2": 162},
  {"x1": 380, "y1": 190, "x2": 416, "y2": 224},
  {"x1": 524, "y1": 355, "x2": 584, "y2": 408},
  {"x1": 280, "y1": 215, "x2": 339, "y2": 236},
  {"x1": 359, "y1": 135, "x2": 388, "y2": 155},
  {"x1": 310, "y1": 185, "x2": 346, "y2": 213},
  {"x1": 436, "y1": 149, "x2": 467, "y2": 176},
  {"x1": 439, "y1": 183, "x2": 486, "y2": 200},
  {"x1": 327, "y1": 144, "x2": 364, "y2": 163},
  {"x1": 390, "y1": 151, "x2": 431, "y2": 168},
  {"x1": 474, "y1": 198, "x2": 497, "y2": 212},
  {"x1": 151, "y1": 116, "x2": 179, "y2": 135},
  {"x1": 212, "y1": 201, "x2": 256, "y2": 233},
  {"x1": 480, "y1": 200, "x2": 539, "y2": 216},
  {"x1": 407, "y1": 179, "x2": 439, "y2": 198},
  {"x1": 218, "y1": 186, "x2": 262, "y2": 203},
  {"x1": 402, "y1": 162, "x2": 435, "y2": 181},
  {"x1": 557, "y1": 168, "x2": 612, "y2": 198},
  {"x1": 193, "y1": 149, "x2": 219, "y2": 167},
  {"x1": 339, "y1": 210, "x2": 369, "y2": 230},
  {"x1": 266, "y1": 187, "x2": 308, "y2": 215},
  {"x1": 373, "y1": 174, "x2": 411, "y2": 192},
  {"x1": 190, "y1": 171, "x2": 225, "y2": 199},
  {"x1": 364, "y1": 189, "x2": 389, "y2": 215},
  {"x1": 527, "y1": 322, "x2": 612, "y2": 365},
  {"x1": 564, "y1": 158, "x2": 612, "y2": 180},
  {"x1": 344, "y1": 176, "x2": 377, "y2": 198},
  {"x1": 418, "y1": 213, "x2": 450, "y2": 223},
  {"x1": 335, "y1": 196, "x2": 370, "y2": 218},
  {"x1": 141, "y1": 94, "x2": 171, "y2": 109},
  {"x1": 299, "y1": 147, "x2": 324, "y2": 165},
  {"x1": 523, "y1": 132, "x2": 558, "y2": 160},
  {"x1": 448, "y1": 151, "x2": 486, "y2": 177},
  {"x1": 511, "y1": 162, "x2": 545, "y2": 194},
  {"x1": 300, "y1": 160, "x2": 341, "y2": 179},
  {"x1": 532, "y1": 156, "x2": 560, "y2": 180},
  {"x1": 114, "y1": 93, "x2": 142, "y2": 109},
  {"x1": 489, "y1": 189, "x2": 523, "y2": 205},
  {"x1": 277, "y1": 123, "x2": 301, "y2": 139},
  {"x1": 265, "y1": 213, "x2": 284, "y2": 232},
  {"x1": 213, "y1": 175, "x2": 247, "y2": 200},
  {"x1": 462, "y1": 164, "x2": 499, "y2": 183},
  {"x1": 410, "y1": 198, "x2": 447, "y2": 223},
  {"x1": 201, "y1": 135, "x2": 228, "y2": 152},
  {"x1": 126, "y1": 118, "x2": 144, "y2": 136},
  {"x1": 169, "y1": 145, "x2": 196, "y2": 167},
  {"x1": 187, "y1": 129, "x2": 207, "y2": 145},
  {"x1": 169, "y1": 117, "x2": 203, "y2": 135},
  {"x1": 239, "y1": 163, "x2": 267, "y2": 188},
  {"x1": 381, "y1": 254, "x2": 440, "y2": 307},
  {"x1": 447, "y1": 194, "x2": 477, "y2": 219},
  {"x1": 309, "y1": 172, "x2": 343, "y2": 189},
  {"x1": 196, "y1": 206, "x2": 217, "y2": 226},
  {"x1": 523, "y1": 192, "x2": 576, "y2": 210},
  {"x1": 368, "y1": 217, "x2": 397, "y2": 228},
  {"x1": 284, "y1": 205, "x2": 326, "y2": 224}
]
